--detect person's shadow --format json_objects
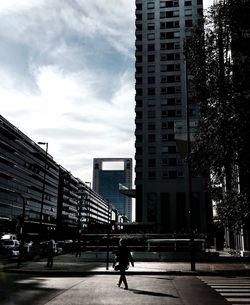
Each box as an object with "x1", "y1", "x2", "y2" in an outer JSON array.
[{"x1": 129, "y1": 288, "x2": 179, "y2": 298}]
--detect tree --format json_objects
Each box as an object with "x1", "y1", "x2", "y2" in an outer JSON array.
[{"x1": 185, "y1": 1, "x2": 250, "y2": 231}]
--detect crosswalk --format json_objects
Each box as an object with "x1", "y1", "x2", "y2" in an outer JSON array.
[{"x1": 199, "y1": 276, "x2": 250, "y2": 305}]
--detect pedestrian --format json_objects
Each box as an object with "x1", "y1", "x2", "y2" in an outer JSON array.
[
  {"x1": 46, "y1": 238, "x2": 56, "y2": 268},
  {"x1": 113, "y1": 239, "x2": 134, "y2": 290},
  {"x1": 75, "y1": 239, "x2": 81, "y2": 257}
]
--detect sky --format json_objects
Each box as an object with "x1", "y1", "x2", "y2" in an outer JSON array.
[{"x1": 0, "y1": 0, "x2": 213, "y2": 184}]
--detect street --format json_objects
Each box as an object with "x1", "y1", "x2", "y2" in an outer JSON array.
[{"x1": 1, "y1": 272, "x2": 250, "y2": 305}]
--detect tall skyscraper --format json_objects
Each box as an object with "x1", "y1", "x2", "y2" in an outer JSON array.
[
  {"x1": 135, "y1": 0, "x2": 211, "y2": 233},
  {"x1": 93, "y1": 158, "x2": 133, "y2": 222}
]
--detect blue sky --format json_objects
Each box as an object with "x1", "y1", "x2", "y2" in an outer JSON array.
[{"x1": 0, "y1": 0, "x2": 213, "y2": 183}]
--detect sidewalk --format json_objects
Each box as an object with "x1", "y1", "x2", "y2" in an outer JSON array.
[{"x1": 2, "y1": 254, "x2": 250, "y2": 276}]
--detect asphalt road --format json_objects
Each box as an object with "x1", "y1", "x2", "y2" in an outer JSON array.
[{"x1": 0, "y1": 273, "x2": 238, "y2": 305}]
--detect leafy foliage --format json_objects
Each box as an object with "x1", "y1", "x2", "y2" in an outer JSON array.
[{"x1": 185, "y1": 1, "x2": 250, "y2": 229}]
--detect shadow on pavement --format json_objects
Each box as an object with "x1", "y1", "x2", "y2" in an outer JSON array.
[{"x1": 129, "y1": 288, "x2": 179, "y2": 298}]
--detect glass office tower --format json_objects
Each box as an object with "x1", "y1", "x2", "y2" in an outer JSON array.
[{"x1": 135, "y1": 0, "x2": 211, "y2": 233}]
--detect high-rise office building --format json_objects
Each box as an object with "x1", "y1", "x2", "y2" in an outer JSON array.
[
  {"x1": 135, "y1": 0, "x2": 211, "y2": 233},
  {"x1": 93, "y1": 158, "x2": 133, "y2": 222}
]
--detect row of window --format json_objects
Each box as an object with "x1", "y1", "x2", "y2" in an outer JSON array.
[
  {"x1": 136, "y1": 158, "x2": 184, "y2": 167},
  {"x1": 136, "y1": 19, "x2": 192, "y2": 31},
  {"x1": 136, "y1": 170, "x2": 184, "y2": 180},
  {"x1": 136, "y1": 145, "x2": 177, "y2": 155},
  {"x1": 136, "y1": 134, "x2": 176, "y2": 144},
  {"x1": 136, "y1": 75, "x2": 180, "y2": 85},
  {"x1": 136, "y1": 97, "x2": 181, "y2": 107},
  {"x1": 136, "y1": 121, "x2": 178, "y2": 131},
  {"x1": 136, "y1": 42, "x2": 180, "y2": 52},
  {"x1": 136, "y1": 0, "x2": 202, "y2": 11},
  {"x1": 136, "y1": 63, "x2": 181, "y2": 74},
  {"x1": 136, "y1": 109, "x2": 182, "y2": 119},
  {"x1": 136, "y1": 84, "x2": 182, "y2": 96}
]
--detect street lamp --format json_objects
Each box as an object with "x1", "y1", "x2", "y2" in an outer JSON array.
[
  {"x1": 185, "y1": 62, "x2": 195, "y2": 272},
  {"x1": 38, "y1": 142, "x2": 48, "y2": 240}
]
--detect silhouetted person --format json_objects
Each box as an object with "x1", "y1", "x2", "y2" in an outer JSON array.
[
  {"x1": 75, "y1": 239, "x2": 81, "y2": 257},
  {"x1": 46, "y1": 238, "x2": 56, "y2": 268},
  {"x1": 114, "y1": 239, "x2": 134, "y2": 290}
]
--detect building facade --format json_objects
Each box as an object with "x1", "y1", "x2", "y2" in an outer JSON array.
[
  {"x1": 0, "y1": 115, "x2": 115, "y2": 239},
  {"x1": 93, "y1": 158, "x2": 133, "y2": 222},
  {"x1": 135, "y1": 0, "x2": 211, "y2": 233},
  {"x1": 0, "y1": 115, "x2": 59, "y2": 238}
]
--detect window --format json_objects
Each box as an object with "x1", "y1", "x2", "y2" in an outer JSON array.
[
  {"x1": 148, "y1": 44, "x2": 155, "y2": 51},
  {"x1": 177, "y1": 171, "x2": 184, "y2": 177},
  {"x1": 160, "y1": 54, "x2": 167, "y2": 61},
  {"x1": 185, "y1": 20, "x2": 193, "y2": 27},
  {"x1": 185, "y1": 0, "x2": 192, "y2": 6},
  {"x1": 148, "y1": 33, "x2": 155, "y2": 40},
  {"x1": 148, "y1": 88, "x2": 155, "y2": 95},
  {"x1": 148, "y1": 54, "x2": 155, "y2": 62},
  {"x1": 162, "y1": 122, "x2": 167, "y2": 129},
  {"x1": 148, "y1": 23, "x2": 155, "y2": 30},
  {"x1": 168, "y1": 133, "x2": 175, "y2": 141},
  {"x1": 148, "y1": 171, "x2": 156, "y2": 179},
  {"x1": 176, "y1": 109, "x2": 182, "y2": 116},
  {"x1": 185, "y1": 9, "x2": 192, "y2": 16},
  {"x1": 168, "y1": 122, "x2": 174, "y2": 129},
  {"x1": 148, "y1": 65, "x2": 155, "y2": 73},
  {"x1": 169, "y1": 171, "x2": 177, "y2": 178},
  {"x1": 148, "y1": 76, "x2": 155, "y2": 84},
  {"x1": 136, "y1": 111, "x2": 143, "y2": 119},
  {"x1": 168, "y1": 146, "x2": 176, "y2": 153},
  {"x1": 175, "y1": 86, "x2": 181, "y2": 93},
  {"x1": 148, "y1": 146, "x2": 156, "y2": 154},
  {"x1": 168, "y1": 110, "x2": 175, "y2": 117},
  {"x1": 162, "y1": 159, "x2": 168, "y2": 166},
  {"x1": 136, "y1": 45, "x2": 142, "y2": 52},
  {"x1": 169, "y1": 158, "x2": 177, "y2": 166},
  {"x1": 162, "y1": 146, "x2": 168, "y2": 153},
  {"x1": 161, "y1": 64, "x2": 167, "y2": 72},
  {"x1": 147, "y1": 12, "x2": 154, "y2": 19},
  {"x1": 160, "y1": 1, "x2": 166, "y2": 8},
  {"x1": 147, "y1": 2, "x2": 155, "y2": 9},
  {"x1": 136, "y1": 14, "x2": 142, "y2": 21},
  {"x1": 162, "y1": 171, "x2": 169, "y2": 178},
  {"x1": 148, "y1": 111, "x2": 155, "y2": 118},
  {"x1": 148, "y1": 123, "x2": 155, "y2": 130},
  {"x1": 161, "y1": 87, "x2": 167, "y2": 95},
  {"x1": 148, "y1": 134, "x2": 156, "y2": 142},
  {"x1": 162, "y1": 134, "x2": 168, "y2": 141},
  {"x1": 148, "y1": 66, "x2": 155, "y2": 73},
  {"x1": 136, "y1": 159, "x2": 142, "y2": 167},
  {"x1": 161, "y1": 76, "x2": 167, "y2": 83},
  {"x1": 174, "y1": 42, "x2": 180, "y2": 49},
  {"x1": 174, "y1": 32, "x2": 180, "y2": 38},
  {"x1": 148, "y1": 159, "x2": 156, "y2": 167},
  {"x1": 175, "y1": 53, "x2": 180, "y2": 60}
]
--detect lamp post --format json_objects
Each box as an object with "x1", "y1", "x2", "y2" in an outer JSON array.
[
  {"x1": 185, "y1": 62, "x2": 196, "y2": 272},
  {"x1": 106, "y1": 202, "x2": 111, "y2": 270},
  {"x1": 38, "y1": 142, "x2": 48, "y2": 240}
]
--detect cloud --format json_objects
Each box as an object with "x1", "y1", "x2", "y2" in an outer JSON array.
[{"x1": 0, "y1": 0, "x2": 135, "y2": 183}]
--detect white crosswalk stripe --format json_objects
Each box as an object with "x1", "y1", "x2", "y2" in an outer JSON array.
[{"x1": 199, "y1": 276, "x2": 250, "y2": 305}]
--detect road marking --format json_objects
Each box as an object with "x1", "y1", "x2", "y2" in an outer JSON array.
[{"x1": 199, "y1": 276, "x2": 250, "y2": 305}]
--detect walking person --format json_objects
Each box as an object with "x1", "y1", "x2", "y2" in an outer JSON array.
[
  {"x1": 114, "y1": 239, "x2": 134, "y2": 290},
  {"x1": 46, "y1": 238, "x2": 56, "y2": 268}
]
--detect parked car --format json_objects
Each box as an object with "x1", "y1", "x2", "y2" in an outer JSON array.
[
  {"x1": 1, "y1": 239, "x2": 20, "y2": 249},
  {"x1": 0, "y1": 239, "x2": 20, "y2": 258}
]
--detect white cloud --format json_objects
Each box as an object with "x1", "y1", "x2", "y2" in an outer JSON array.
[{"x1": 0, "y1": 0, "x2": 135, "y2": 183}]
